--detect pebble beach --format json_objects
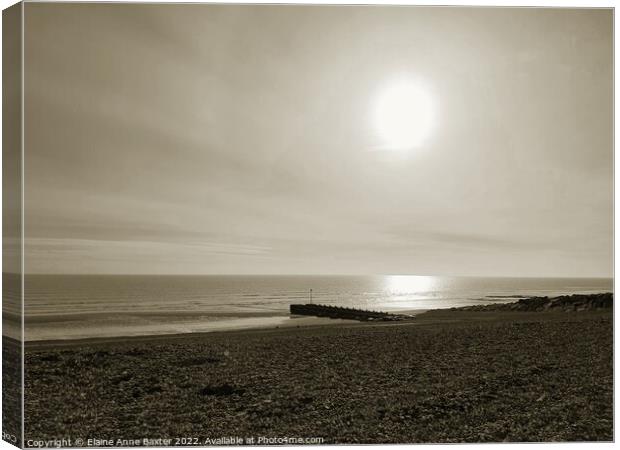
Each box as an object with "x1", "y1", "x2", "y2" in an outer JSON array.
[{"x1": 23, "y1": 297, "x2": 612, "y2": 444}]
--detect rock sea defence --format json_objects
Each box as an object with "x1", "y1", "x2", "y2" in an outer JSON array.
[{"x1": 452, "y1": 293, "x2": 612, "y2": 313}]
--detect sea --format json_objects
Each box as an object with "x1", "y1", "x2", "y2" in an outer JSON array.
[{"x1": 11, "y1": 274, "x2": 613, "y2": 341}]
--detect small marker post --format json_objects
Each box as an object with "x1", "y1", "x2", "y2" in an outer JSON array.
[{"x1": 310, "y1": 289, "x2": 313, "y2": 304}]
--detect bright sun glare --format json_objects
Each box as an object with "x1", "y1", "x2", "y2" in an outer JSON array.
[
  {"x1": 374, "y1": 78, "x2": 435, "y2": 151},
  {"x1": 387, "y1": 275, "x2": 437, "y2": 294}
]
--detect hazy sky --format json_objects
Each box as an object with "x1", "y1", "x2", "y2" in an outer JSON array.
[{"x1": 24, "y1": 5, "x2": 612, "y2": 276}]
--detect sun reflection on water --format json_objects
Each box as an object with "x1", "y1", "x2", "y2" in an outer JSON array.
[
  {"x1": 386, "y1": 275, "x2": 438, "y2": 295},
  {"x1": 382, "y1": 275, "x2": 441, "y2": 311}
]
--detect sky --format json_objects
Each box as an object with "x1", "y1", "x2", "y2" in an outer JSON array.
[{"x1": 23, "y1": 4, "x2": 612, "y2": 277}]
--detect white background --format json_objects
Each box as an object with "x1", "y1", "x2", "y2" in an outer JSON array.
[{"x1": 0, "y1": 1, "x2": 616, "y2": 450}]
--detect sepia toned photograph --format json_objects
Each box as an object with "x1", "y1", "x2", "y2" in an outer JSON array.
[{"x1": 2, "y1": 1, "x2": 614, "y2": 447}]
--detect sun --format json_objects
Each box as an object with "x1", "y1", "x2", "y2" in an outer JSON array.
[{"x1": 374, "y1": 78, "x2": 436, "y2": 151}]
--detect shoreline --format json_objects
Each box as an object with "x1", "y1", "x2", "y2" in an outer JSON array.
[
  {"x1": 23, "y1": 308, "x2": 610, "y2": 351},
  {"x1": 19, "y1": 292, "x2": 612, "y2": 348},
  {"x1": 23, "y1": 315, "x2": 409, "y2": 350},
  {"x1": 18, "y1": 308, "x2": 431, "y2": 345}
]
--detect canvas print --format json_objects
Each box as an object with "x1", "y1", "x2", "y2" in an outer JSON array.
[{"x1": 2, "y1": 2, "x2": 613, "y2": 447}]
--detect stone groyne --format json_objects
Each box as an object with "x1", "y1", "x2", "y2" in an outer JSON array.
[{"x1": 290, "y1": 304, "x2": 413, "y2": 322}]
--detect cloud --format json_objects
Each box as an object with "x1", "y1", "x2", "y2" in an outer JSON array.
[{"x1": 22, "y1": 5, "x2": 612, "y2": 276}]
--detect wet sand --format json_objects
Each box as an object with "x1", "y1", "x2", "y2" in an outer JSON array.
[
  {"x1": 24, "y1": 310, "x2": 374, "y2": 342},
  {"x1": 23, "y1": 308, "x2": 612, "y2": 444}
]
